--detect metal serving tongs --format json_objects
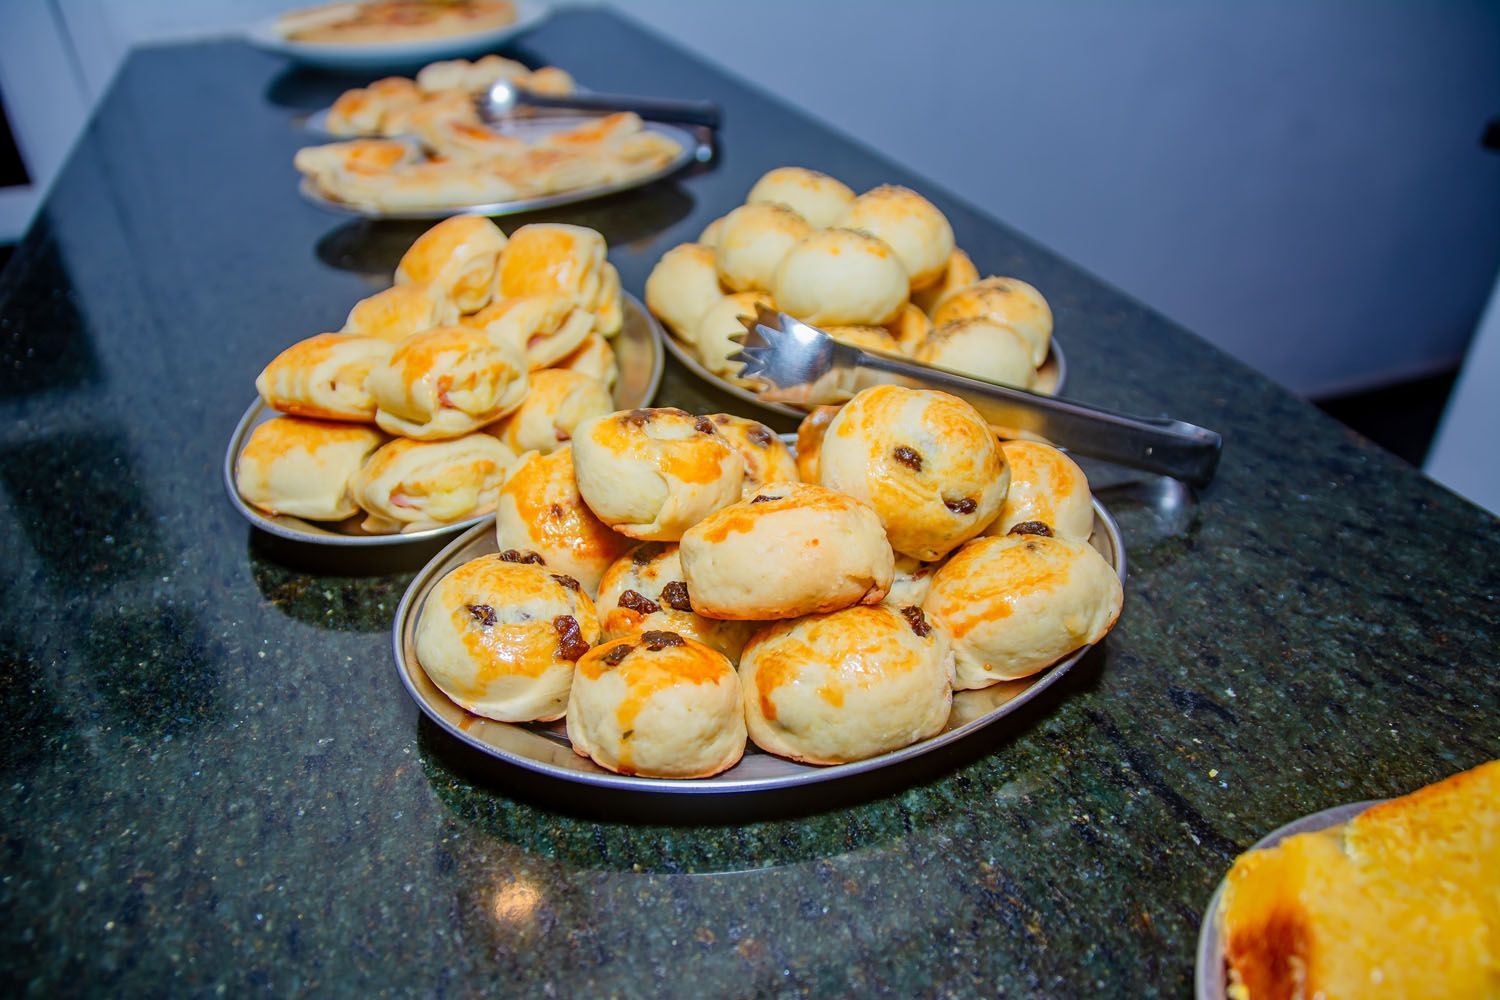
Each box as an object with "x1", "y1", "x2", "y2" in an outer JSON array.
[
  {"x1": 481, "y1": 79, "x2": 722, "y2": 129},
  {"x1": 731, "y1": 307, "x2": 1223, "y2": 487}
]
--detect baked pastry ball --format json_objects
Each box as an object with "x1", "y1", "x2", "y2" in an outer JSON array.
[
  {"x1": 351, "y1": 434, "x2": 514, "y2": 533},
  {"x1": 395, "y1": 215, "x2": 508, "y2": 314},
  {"x1": 713, "y1": 203, "x2": 813, "y2": 293},
  {"x1": 236, "y1": 417, "x2": 385, "y2": 521},
  {"x1": 912, "y1": 248, "x2": 980, "y2": 315},
  {"x1": 698, "y1": 215, "x2": 726, "y2": 248},
  {"x1": 835, "y1": 185, "x2": 955, "y2": 290},
  {"x1": 772, "y1": 228, "x2": 910, "y2": 326},
  {"x1": 915, "y1": 318, "x2": 1036, "y2": 390},
  {"x1": 567, "y1": 631, "x2": 745, "y2": 779},
  {"x1": 824, "y1": 325, "x2": 905, "y2": 392},
  {"x1": 342, "y1": 283, "x2": 459, "y2": 343},
  {"x1": 924, "y1": 532, "x2": 1122, "y2": 688},
  {"x1": 739, "y1": 604, "x2": 952, "y2": 765},
  {"x1": 493, "y1": 446, "x2": 633, "y2": 596},
  {"x1": 595, "y1": 543, "x2": 758, "y2": 662},
  {"x1": 256, "y1": 333, "x2": 392, "y2": 422},
  {"x1": 705, "y1": 414, "x2": 798, "y2": 496},
  {"x1": 819, "y1": 385, "x2": 1009, "y2": 561},
  {"x1": 794, "y1": 405, "x2": 840, "y2": 483},
  {"x1": 644, "y1": 243, "x2": 724, "y2": 342},
  {"x1": 985, "y1": 440, "x2": 1094, "y2": 542},
  {"x1": 465, "y1": 292, "x2": 593, "y2": 369},
  {"x1": 693, "y1": 291, "x2": 772, "y2": 381},
  {"x1": 553, "y1": 333, "x2": 618, "y2": 390},
  {"x1": 415, "y1": 553, "x2": 599, "y2": 722},
  {"x1": 931, "y1": 276, "x2": 1053, "y2": 367},
  {"x1": 367, "y1": 327, "x2": 528, "y2": 439},
  {"x1": 493, "y1": 223, "x2": 609, "y2": 323},
  {"x1": 746, "y1": 166, "x2": 857, "y2": 228},
  {"x1": 885, "y1": 303, "x2": 932, "y2": 354},
  {"x1": 884, "y1": 554, "x2": 940, "y2": 608},
  {"x1": 573, "y1": 408, "x2": 744, "y2": 541},
  {"x1": 488, "y1": 368, "x2": 612, "y2": 455},
  {"x1": 680, "y1": 481, "x2": 893, "y2": 620}
]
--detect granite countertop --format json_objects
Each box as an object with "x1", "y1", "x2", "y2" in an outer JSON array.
[{"x1": 1, "y1": 8, "x2": 1495, "y2": 996}]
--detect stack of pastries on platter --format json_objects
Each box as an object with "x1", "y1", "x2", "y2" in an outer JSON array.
[
  {"x1": 295, "y1": 56, "x2": 681, "y2": 212},
  {"x1": 646, "y1": 166, "x2": 1056, "y2": 399},
  {"x1": 235, "y1": 215, "x2": 626, "y2": 534},
  {"x1": 414, "y1": 383, "x2": 1122, "y2": 779}
]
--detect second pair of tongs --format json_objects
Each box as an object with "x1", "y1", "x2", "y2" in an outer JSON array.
[{"x1": 731, "y1": 308, "x2": 1223, "y2": 487}]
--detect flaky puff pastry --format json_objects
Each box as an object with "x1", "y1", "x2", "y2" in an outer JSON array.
[
  {"x1": 835, "y1": 185, "x2": 955, "y2": 291},
  {"x1": 568, "y1": 631, "x2": 745, "y2": 779},
  {"x1": 342, "y1": 283, "x2": 459, "y2": 343},
  {"x1": 395, "y1": 215, "x2": 509, "y2": 314},
  {"x1": 325, "y1": 77, "x2": 423, "y2": 136},
  {"x1": 931, "y1": 276, "x2": 1053, "y2": 367},
  {"x1": 494, "y1": 223, "x2": 619, "y2": 334},
  {"x1": 595, "y1": 543, "x2": 757, "y2": 663},
  {"x1": 746, "y1": 166, "x2": 856, "y2": 227},
  {"x1": 740, "y1": 604, "x2": 953, "y2": 765},
  {"x1": 466, "y1": 293, "x2": 594, "y2": 369},
  {"x1": 714, "y1": 203, "x2": 813, "y2": 294},
  {"x1": 572, "y1": 407, "x2": 744, "y2": 541},
  {"x1": 367, "y1": 326, "x2": 528, "y2": 439},
  {"x1": 645, "y1": 243, "x2": 723, "y2": 343},
  {"x1": 915, "y1": 318, "x2": 1035, "y2": 390},
  {"x1": 493, "y1": 446, "x2": 633, "y2": 597},
  {"x1": 985, "y1": 440, "x2": 1094, "y2": 542},
  {"x1": 488, "y1": 368, "x2": 612, "y2": 455},
  {"x1": 314, "y1": 161, "x2": 521, "y2": 215},
  {"x1": 794, "y1": 405, "x2": 840, "y2": 483},
  {"x1": 705, "y1": 414, "x2": 798, "y2": 497},
  {"x1": 924, "y1": 531, "x2": 1121, "y2": 688},
  {"x1": 773, "y1": 228, "x2": 910, "y2": 327},
  {"x1": 351, "y1": 434, "x2": 515, "y2": 533},
  {"x1": 237, "y1": 417, "x2": 386, "y2": 521},
  {"x1": 693, "y1": 291, "x2": 771, "y2": 383},
  {"x1": 415, "y1": 55, "x2": 529, "y2": 94},
  {"x1": 681, "y1": 481, "x2": 893, "y2": 620},
  {"x1": 552, "y1": 333, "x2": 618, "y2": 390},
  {"x1": 415, "y1": 553, "x2": 600, "y2": 722},
  {"x1": 293, "y1": 138, "x2": 420, "y2": 184},
  {"x1": 912, "y1": 248, "x2": 980, "y2": 316},
  {"x1": 256, "y1": 333, "x2": 392, "y2": 422}
]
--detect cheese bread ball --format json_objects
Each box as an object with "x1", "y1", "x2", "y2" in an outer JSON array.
[
  {"x1": 739, "y1": 604, "x2": 953, "y2": 765},
  {"x1": 885, "y1": 304, "x2": 932, "y2": 354},
  {"x1": 883, "y1": 554, "x2": 940, "y2": 609},
  {"x1": 915, "y1": 318, "x2": 1036, "y2": 390},
  {"x1": 824, "y1": 325, "x2": 906, "y2": 392},
  {"x1": 912, "y1": 248, "x2": 980, "y2": 315},
  {"x1": 818, "y1": 385, "x2": 1009, "y2": 560},
  {"x1": 793, "y1": 405, "x2": 840, "y2": 483},
  {"x1": 487, "y1": 368, "x2": 612, "y2": 455},
  {"x1": 984, "y1": 440, "x2": 1095, "y2": 542},
  {"x1": 596, "y1": 543, "x2": 757, "y2": 662},
  {"x1": 572, "y1": 407, "x2": 744, "y2": 541},
  {"x1": 698, "y1": 215, "x2": 726, "y2": 249},
  {"x1": 835, "y1": 185, "x2": 955, "y2": 290},
  {"x1": 706, "y1": 413, "x2": 798, "y2": 497},
  {"x1": 931, "y1": 276, "x2": 1053, "y2": 367},
  {"x1": 568, "y1": 631, "x2": 745, "y2": 779},
  {"x1": 644, "y1": 242, "x2": 724, "y2": 343},
  {"x1": 693, "y1": 291, "x2": 772, "y2": 382},
  {"x1": 745, "y1": 166, "x2": 856, "y2": 228},
  {"x1": 772, "y1": 228, "x2": 910, "y2": 327},
  {"x1": 714, "y1": 203, "x2": 814, "y2": 293},
  {"x1": 924, "y1": 532, "x2": 1122, "y2": 688},
  {"x1": 680, "y1": 481, "x2": 893, "y2": 620},
  {"x1": 414, "y1": 552, "x2": 600, "y2": 721}
]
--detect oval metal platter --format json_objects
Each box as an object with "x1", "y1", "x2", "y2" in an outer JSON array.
[
  {"x1": 223, "y1": 292, "x2": 663, "y2": 547},
  {"x1": 392, "y1": 488, "x2": 1125, "y2": 794}
]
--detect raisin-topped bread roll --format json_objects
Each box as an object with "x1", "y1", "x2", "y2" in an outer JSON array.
[
  {"x1": 394, "y1": 215, "x2": 509, "y2": 314},
  {"x1": 235, "y1": 417, "x2": 386, "y2": 522},
  {"x1": 644, "y1": 243, "x2": 724, "y2": 343},
  {"x1": 931, "y1": 277, "x2": 1053, "y2": 367},
  {"x1": 745, "y1": 166, "x2": 856, "y2": 228},
  {"x1": 739, "y1": 604, "x2": 953, "y2": 765},
  {"x1": 794, "y1": 405, "x2": 840, "y2": 483},
  {"x1": 680, "y1": 482, "x2": 893, "y2": 620},
  {"x1": 567, "y1": 632, "x2": 746, "y2": 779},
  {"x1": 256, "y1": 333, "x2": 392, "y2": 422},
  {"x1": 915, "y1": 318, "x2": 1036, "y2": 390},
  {"x1": 835, "y1": 185, "x2": 955, "y2": 291},
  {"x1": 713, "y1": 203, "x2": 813, "y2": 294},
  {"x1": 706, "y1": 414, "x2": 798, "y2": 497},
  {"x1": 911, "y1": 249, "x2": 980, "y2": 315},
  {"x1": 772, "y1": 228, "x2": 910, "y2": 327},
  {"x1": 493, "y1": 224, "x2": 618, "y2": 334},
  {"x1": 367, "y1": 326, "x2": 528, "y2": 439},
  {"x1": 488, "y1": 369, "x2": 612, "y2": 456},
  {"x1": 465, "y1": 293, "x2": 594, "y2": 369},
  {"x1": 552, "y1": 333, "x2": 618, "y2": 390},
  {"x1": 572, "y1": 407, "x2": 744, "y2": 541},
  {"x1": 985, "y1": 440, "x2": 1095, "y2": 542},
  {"x1": 351, "y1": 434, "x2": 514, "y2": 533},
  {"x1": 414, "y1": 553, "x2": 599, "y2": 722},
  {"x1": 595, "y1": 543, "x2": 758, "y2": 662},
  {"x1": 341, "y1": 283, "x2": 458, "y2": 343}
]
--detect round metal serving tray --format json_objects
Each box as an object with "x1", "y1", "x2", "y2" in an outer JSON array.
[
  {"x1": 223, "y1": 292, "x2": 663, "y2": 547},
  {"x1": 298, "y1": 118, "x2": 710, "y2": 222},
  {"x1": 662, "y1": 328, "x2": 1067, "y2": 422},
  {"x1": 1194, "y1": 799, "x2": 1385, "y2": 1000},
  {"x1": 392, "y1": 493, "x2": 1125, "y2": 794}
]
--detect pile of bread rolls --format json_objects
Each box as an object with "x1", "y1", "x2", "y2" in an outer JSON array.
[
  {"x1": 235, "y1": 215, "x2": 626, "y2": 534},
  {"x1": 646, "y1": 166, "x2": 1055, "y2": 398},
  {"x1": 414, "y1": 384, "x2": 1122, "y2": 779}
]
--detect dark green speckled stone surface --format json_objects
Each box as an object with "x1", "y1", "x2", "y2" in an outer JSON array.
[{"x1": 0, "y1": 9, "x2": 1495, "y2": 997}]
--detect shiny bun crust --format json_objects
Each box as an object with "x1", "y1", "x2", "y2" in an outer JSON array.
[
  {"x1": 488, "y1": 368, "x2": 612, "y2": 456},
  {"x1": 985, "y1": 440, "x2": 1095, "y2": 542},
  {"x1": 739, "y1": 604, "x2": 953, "y2": 765},
  {"x1": 395, "y1": 216, "x2": 508, "y2": 314},
  {"x1": 818, "y1": 385, "x2": 1009, "y2": 561},
  {"x1": 414, "y1": 554, "x2": 600, "y2": 722},
  {"x1": 553, "y1": 333, "x2": 618, "y2": 389},
  {"x1": 366, "y1": 326, "x2": 529, "y2": 439},
  {"x1": 884, "y1": 554, "x2": 939, "y2": 609},
  {"x1": 645, "y1": 243, "x2": 724, "y2": 343},
  {"x1": 567, "y1": 632, "x2": 745, "y2": 779},
  {"x1": 835, "y1": 185, "x2": 955, "y2": 290},
  {"x1": 915, "y1": 318, "x2": 1036, "y2": 390},
  {"x1": 745, "y1": 166, "x2": 857, "y2": 228},
  {"x1": 912, "y1": 249, "x2": 980, "y2": 315},
  {"x1": 698, "y1": 215, "x2": 726, "y2": 249},
  {"x1": 352, "y1": 433, "x2": 514, "y2": 533},
  {"x1": 693, "y1": 291, "x2": 772, "y2": 381},
  {"x1": 931, "y1": 277, "x2": 1053, "y2": 367},
  {"x1": 714, "y1": 203, "x2": 813, "y2": 293},
  {"x1": 493, "y1": 446, "x2": 633, "y2": 596},
  {"x1": 494, "y1": 223, "x2": 609, "y2": 321},
  {"x1": 772, "y1": 228, "x2": 910, "y2": 326},
  {"x1": 572, "y1": 407, "x2": 744, "y2": 541},
  {"x1": 236, "y1": 417, "x2": 386, "y2": 521},
  {"x1": 256, "y1": 333, "x2": 392, "y2": 422},
  {"x1": 465, "y1": 293, "x2": 593, "y2": 369},
  {"x1": 706, "y1": 413, "x2": 798, "y2": 496},
  {"x1": 596, "y1": 543, "x2": 758, "y2": 662},
  {"x1": 342, "y1": 283, "x2": 459, "y2": 343},
  {"x1": 924, "y1": 533, "x2": 1122, "y2": 688},
  {"x1": 885, "y1": 304, "x2": 932, "y2": 354},
  {"x1": 794, "y1": 405, "x2": 840, "y2": 484},
  {"x1": 680, "y1": 481, "x2": 894, "y2": 620}
]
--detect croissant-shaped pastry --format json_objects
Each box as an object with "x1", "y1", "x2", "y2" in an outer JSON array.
[
  {"x1": 342, "y1": 283, "x2": 459, "y2": 343},
  {"x1": 351, "y1": 434, "x2": 515, "y2": 533},
  {"x1": 487, "y1": 368, "x2": 613, "y2": 455},
  {"x1": 236, "y1": 417, "x2": 386, "y2": 521},
  {"x1": 395, "y1": 216, "x2": 509, "y2": 313},
  {"x1": 255, "y1": 333, "x2": 392, "y2": 422},
  {"x1": 293, "y1": 139, "x2": 418, "y2": 185},
  {"x1": 465, "y1": 293, "x2": 594, "y2": 369},
  {"x1": 367, "y1": 326, "x2": 528, "y2": 439},
  {"x1": 493, "y1": 223, "x2": 610, "y2": 326},
  {"x1": 323, "y1": 162, "x2": 521, "y2": 216}
]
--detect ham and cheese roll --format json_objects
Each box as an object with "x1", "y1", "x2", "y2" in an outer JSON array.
[
  {"x1": 465, "y1": 293, "x2": 594, "y2": 369},
  {"x1": 487, "y1": 368, "x2": 613, "y2": 455},
  {"x1": 351, "y1": 434, "x2": 515, "y2": 534},
  {"x1": 367, "y1": 326, "x2": 528, "y2": 440},
  {"x1": 236, "y1": 417, "x2": 386, "y2": 522},
  {"x1": 325, "y1": 77, "x2": 423, "y2": 136},
  {"x1": 341, "y1": 283, "x2": 459, "y2": 343},
  {"x1": 255, "y1": 333, "x2": 392, "y2": 422},
  {"x1": 552, "y1": 333, "x2": 619, "y2": 390},
  {"x1": 293, "y1": 138, "x2": 418, "y2": 184},
  {"x1": 395, "y1": 215, "x2": 509, "y2": 314},
  {"x1": 494, "y1": 224, "x2": 619, "y2": 334}
]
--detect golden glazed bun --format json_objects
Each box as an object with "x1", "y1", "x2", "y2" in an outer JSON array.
[
  {"x1": 465, "y1": 292, "x2": 594, "y2": 369},
  {"x1": 835, "y1": 184, "x2": 955, "y2": 290},
  {"x1": 885, "y1": 303, "x2": 932, "y2": 354},
  {"x1": 493, "y1": 224, "x2": 616, "y2": 333},
  {"x1": 794, "y1": 405, "x2": 840, "y2": 483},
  {"x1": 884, "y1": 554, "x2": 940, "y2": 609},
  {"x1": 745, "y1": 166, "x2": 857, "y2": 228},
  {"x1": 292, "y1": 137, "x2": 419, "y2": 182},
  {"x1": 552, "y1": 333, "x2": 618, "y2": 390},
  {"x1": 697, "y1": 215, "x2": 726, "y2": 249},
  {"x1": 679, "y1": 481, "x2": 893, "y2": 621},
  {"x1": 255, "y1": 333, "x2": 392, "y2": 422},
  {"x1": 644, "y1": 243, "x2": 724, "y2": 342},
  {"x1": 924, "y1": 532, "x2": 1122, "y2": 688},
  {"x1": 818, "y1": 385, "x2": 1009, "y2": 561},
  {"x1": 492, "y1": 446, "x2": 633, "y2": 597},
  {"x1": 915, "y1": 318, "x2": 1036, "y2": 390},
  {"x1": 772, "y1": 228, "x2": 910, "y2": 327},
  {"x1": 931, "y1": 276, "x2": 1053, "y2": 367},
  {"x1": 367, "y1": 326, "x2": 528, "y2": 439},
  {"x1": 572, "y1": 408, "x2": 744, "y2": 541},
  {"x1": 595, "y1": 543, "x2": 758, "y2": 663},
  {"x1": 713, "y1": 203, "x2": 813, "y2": 293},
  {"x1": 985, "y1": 440, "x2": 1094, "y2": 542},
  {"x1": 394, "y1": 215, "x2": 509, "y2": 314},
  {"x1": 351, "y1": 434, "x2": 514, "y2": 533},
  {"x1": 342, "y1": 283, "x2": 459, "y2": 343},
  {"x1": 567, "y1": 631, "x2": 745, "y2": 779},
  {"x1": 693, "y1": 291, "x2": 772, "y2": 382},
  {"x1": 487, "y1": 368, "x2": 612, "y2": 455},
  {"x1": 739, "y1": 604, "x2": 953, "y2": 765},
  {"x1": 414, "y1": 553, "x2": 599, "y2": 722},
  {"x1": 912, "y1": 248, "x2": 980, "y2": 315},
  {"x1": 705, "y1": 413, "x2": 798, "y2": 497},
  {"x1": 236, "y1": 417, "x2": 385, "y2": 521}
]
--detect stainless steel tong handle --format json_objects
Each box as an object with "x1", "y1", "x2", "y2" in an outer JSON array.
[{"x1": 522, "y1": 91, "x2": 722, "y2": 129}]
